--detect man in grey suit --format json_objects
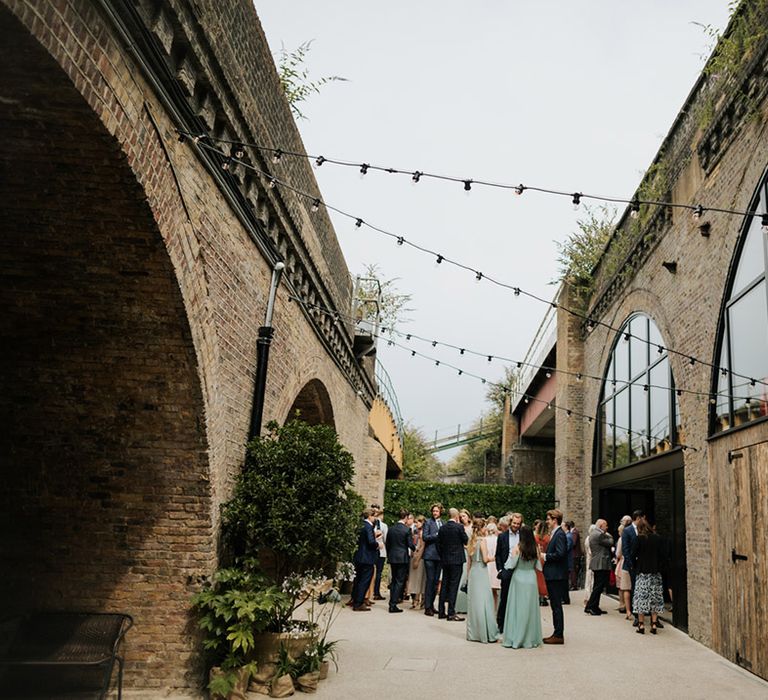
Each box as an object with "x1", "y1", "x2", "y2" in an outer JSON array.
[
  {"x1": 585, "y1": 518, "x2": 614, "y2": 615},
  {"x1": 386, "y1": 510, "x2": 415, "y2": 613}
]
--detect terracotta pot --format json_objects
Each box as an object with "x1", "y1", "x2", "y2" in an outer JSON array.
[
  {"x1": 318, "y1": 660, "x2": 329, "y2": 680},
  {"x1": 251, "y1": 632, "x2": 312, "y2": 665}
]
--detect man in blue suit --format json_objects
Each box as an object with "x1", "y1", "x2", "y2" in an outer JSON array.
[
  {"x1": 541, "y1": 508, "x2": 568, "y2": 644},
  {"x1": 421, "y1": 502, "x2": 444, "y2": 616},
  {"x1": 621, "y1": 509, "x2": 645, "y2": 626},
  {"x1": 351, "y1": 507, "x2": 382, "y2": 611}
]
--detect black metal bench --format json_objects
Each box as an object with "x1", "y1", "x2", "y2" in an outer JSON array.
[{"x1": 0, "y1": 612, "x2": 133, "y2": 699}]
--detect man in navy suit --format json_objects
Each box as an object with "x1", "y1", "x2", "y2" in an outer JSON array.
[
  {"x1": 421, "y1": 502, "x2": 444, "y2": 616},
  {"x1": 386, "y1": 509, "x2": 415, "y2": 613},
  {"x1": 541, "y1": 508, "x2": 568, "y2": 643},
  {"x1": 351, "y1": 507, "x2": 382, "y2": 611},
  {"x1": 621, "y1": 509, "x2": 645, "y2": 625},
  {"x1": 495, "y1": 512, "x2": 522, "y2": 631},
  {"x1": 437, "y1": 508, "x2": 469, "y2": 621}
]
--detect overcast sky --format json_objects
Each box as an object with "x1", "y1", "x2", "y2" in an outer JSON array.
[{"x1": 255, "y1": 2, "x2": 731, "y2": 457}]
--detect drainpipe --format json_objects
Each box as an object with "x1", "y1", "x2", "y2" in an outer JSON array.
[{"x1": 249, "y1": 261, "x2": 285, "y2": 440}]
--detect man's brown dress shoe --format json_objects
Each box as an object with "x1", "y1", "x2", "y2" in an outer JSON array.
[
  {"x1": 447, "y1": 615, "x2": 465, "y2": 622},
  {"x1": 543, "y1": 635, "x2": 564, "y2": 644},
  {"x1": 352, "y1": 605, "x2": 370, "y2": 611}
]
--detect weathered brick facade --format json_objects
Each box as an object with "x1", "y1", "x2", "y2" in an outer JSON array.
[
  {"x1": 555, "y1": 6, "x2": 768, "y2": 676},
  {"x1": 0, "y1": 0, "x2": 386, "y2": 692}
]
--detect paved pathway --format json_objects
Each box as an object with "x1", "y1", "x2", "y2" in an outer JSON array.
[{"x1": 312, "y1": 591, "x2": 768, "y2": 699}]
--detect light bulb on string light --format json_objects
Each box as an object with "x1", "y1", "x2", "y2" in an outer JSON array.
[
  {"x1": 762, "y1": 213, "x2": 768, "y2": 233},
  {"x1": 630, "y1": 199, "x2": 640, "y2": 219},
  {"x1": 311, "y1": 199, "x2": 321, "y2": 213},
  {"x1": 314, "y1": 156, "x2": 326, "y2": 168},
  {"x1": 515, "y1": 184, "x2": 525, "y2": 196},
  {"x1": 360, "y1": 163, "x2": 369, "y2": 178},
  {"x1": 412, "y1": 171, "x2": 422, "y2": 184},
  {"x1": 572, "y1": 193, "x2": 582, "y2": 211},
  {"x1": 692, "y1": 204, "x2": 704, "y2": 221},
  {"x1": 272, "y1": 149, "x2": 283, "y2": 164}
]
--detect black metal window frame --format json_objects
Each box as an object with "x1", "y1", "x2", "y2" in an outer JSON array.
[
  {"x1": 710, "y1": 175, "x2": 768, "y2": 435},
  {"x1": 594, "y1": 314, "x2": 678, "y2": 474}
]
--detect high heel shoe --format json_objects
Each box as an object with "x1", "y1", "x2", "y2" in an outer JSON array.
[
  {"x1": 650, "y1": 623, "x2": 657, "y2": 635},
  {"x1": 636, "y1": 624, "x2": 645, "y2": 634}
]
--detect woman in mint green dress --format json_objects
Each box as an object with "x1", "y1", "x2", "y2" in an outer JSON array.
[
  {"x1": 501, "y1": 525, "x2": 543, "y2": 649},
  {"x1": 466, "y1": 518, "x2": 500, "y2": 643},
  {"x1": 454, "y1": 510, "x2": 472, "y2": 614}
]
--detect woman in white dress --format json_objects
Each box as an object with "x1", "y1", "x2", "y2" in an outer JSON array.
[
  {"x1": 583, "y1": 523, "x2": 598, "y2": 608},
  {"x1": 485, "y1": 522, "x2": 500, "y2": 609}
]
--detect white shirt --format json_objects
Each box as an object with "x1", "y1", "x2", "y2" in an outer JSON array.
[
  {"x1": 508, "y1": 529, "x2": 520, "y2": 549},
  {"x1": 378, "y1": 520, "x2": 388, "y2": 557}
]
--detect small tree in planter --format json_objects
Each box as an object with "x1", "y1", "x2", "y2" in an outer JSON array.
[{"x1": 222, "y1": 419, "x2": 366, "y2": 580}]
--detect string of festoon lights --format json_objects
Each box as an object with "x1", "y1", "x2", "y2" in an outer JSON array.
[
  {"x1": 288, "y1": 295, "x2": 700, "y2": 452},
  {"x1": 289, "y1": 294, "x2": 763, "y2": 407},
  {"x1": 185, "y1": 131, "x2": 768, "y2": 224},
  {"x1": 179, "y1": 132, "x2": 768, "y2": 392}
]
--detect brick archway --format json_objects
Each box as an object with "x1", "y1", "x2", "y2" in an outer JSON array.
[
  {"x1": 286, "y1": 378, "x2": 336, "y2": 428},
  {"x1": 0, "y1": 7, "x2": 212, "y2": 687}
]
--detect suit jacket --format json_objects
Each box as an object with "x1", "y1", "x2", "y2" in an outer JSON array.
[
  {"x1": 588, "y1": 529, "x2": 615, "y2": 571},
  {"x1": 422, "y1": 517, "x2": 443, "y2": 561},
  {"x1": 495, "y1": 530, "x2": 512, "y2": 580},
  {"x1": 437, "y1": 520, "x2": 468, "y2": 565},
  {"x1": 621, "y1": 524, "x2": 638, "y2": 572},
  {"x1": 543, "y1": 526, "x2": 569, "y2": 581},
  {"x1": 386, "y1": 522, "x2": 415, "y2": 564},
  {"x1": 352, "y1": 520, "x2": 379, "y2": 566}
]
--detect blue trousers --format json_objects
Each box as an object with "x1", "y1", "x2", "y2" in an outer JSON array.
[
  {"x1": 352, "y1": 563, "x2": 374, "y2": 607},
  {"x1": 423, "y1": 559, "x2": 441, "y2": 611}
]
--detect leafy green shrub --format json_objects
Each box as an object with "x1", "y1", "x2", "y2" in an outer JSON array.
[
  {"x1": 383, "y1": 481, "x2": 555, "y2": 526},
  {"x1": 222, "y1": 419, "x2": 366, "y2": 581}
]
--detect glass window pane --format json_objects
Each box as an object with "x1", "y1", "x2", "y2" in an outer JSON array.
[
  {"x1": 729, "y1": 280, "x2": 768, "y2": 427},
  {"x1": 599, "y1": 399, "x2": 613, "y2": 472},
  {"x1": 714, "y1": 338, "x2": 730, "y2": 433},
  {"x1": 630, "y1": 382, "x2": 648, "y2": 461},
  {"x1": 614, "y1": 333, "x2": 630, "y2": 384},
  {"x1": 629, "y1": 316, "x2": 648, "y2": 380},
  {"x1": 604, "y1": 355, "x2": 616, "y2": 398},
  {"x1": 648, "y1": 319, "x2": 663, "y2": 351},
  {"x1": 650, "y1": 357, "x2": 671, "y2": 454},
  {"x1": 732, "y1": 211, "x2": 766, "y2": 297},
  {"x1": 614, "y1": 388, "x2": 631, "y2": 467}
]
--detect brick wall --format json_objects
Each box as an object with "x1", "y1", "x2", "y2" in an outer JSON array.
[{"x1": 0, "y1": 0, "x2": 380, "y2": 692}]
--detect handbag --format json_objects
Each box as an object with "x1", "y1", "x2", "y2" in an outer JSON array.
[{"x1": 609, "y1": 569, "x2": 616, "y2": 588}]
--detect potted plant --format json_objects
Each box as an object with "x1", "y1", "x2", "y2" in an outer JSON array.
[
  {"x1": 269, "y1": 644, "x2": 296, "y2": 698},
  {"x1": 191, "y1": 558, "x2": 289, "y2": 699},
  {"x1": 222, "y1": 419, "x2": 366, "y2": 580}
]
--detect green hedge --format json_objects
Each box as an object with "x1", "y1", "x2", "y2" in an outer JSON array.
[{"x1": 383, "y1": 481, "x2": 555, "y2": 526}]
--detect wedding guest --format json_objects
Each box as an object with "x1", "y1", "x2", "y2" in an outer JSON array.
[
  {"x1": 615, "y1": 516, "x2": 632, "y2": 619},
  {"x1": 407, "y1": 515, "x2": 426, "y2": 608},
  {"x1": 351, "y1": 508, "x2": 382, "y2": 611},
  {"x1": 437, "y1": 508, "x2": 468, "y2": 621},
  {"x1": 455, "y1": 509, "x2": 473, "y2": 614},
  {"x1": 582, "y1": 522, "x2": 598, "y2": 608},
  {"x1": 495, "y1": 512, "x2": 523, "y2": 631},
  {"x1": 562, "y1": 520, "x2": 573, "y2": 604},
  {"x1": 533, "y1": 519, "x2": 549, "y2": 607},
  {"x1": 541, "y1": 509, "x2": 568, "y2": 644},
  {"x1": 386, "y1": 510, "x2": 415, "y2": 613},
  {"x1": 584, "y1": 519, "x2": 614, "y2": 616},
  {"x1": 501, "y1": 525, "x2": 543, "y2": 648},
  {"x1": 633, "y1": 520, "x2": 666, "y2": 634},
  {"x1": 372, "y1": 505, "x2": 388, "y2": 601},
  {"x1": 422, "y1": 503, "x2": 444, "y2": 617},
  {"x1": 567, "y1": 520, "x2": 583, "y2": 591},
  {"x1": 466, "y1": 518, "x2": 499, "y2": 643},
  {"x1": 485, "y1": 522, "x2": 500, "y2": 608},
  {"x1": 622, "y1": 509, "x2": 645, "y2": 626}
]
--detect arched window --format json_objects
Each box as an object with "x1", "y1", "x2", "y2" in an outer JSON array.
[
  {"x1": 712, "y1": 176, "x2": 768, "y2": 433},
  {"x1": 596, "y1": 314, "x2": 679, "y2": 472}
]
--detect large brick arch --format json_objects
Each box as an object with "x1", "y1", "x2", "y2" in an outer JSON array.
[{"x1": 0, "y1": 6, "x2": 213, "y2": 688}]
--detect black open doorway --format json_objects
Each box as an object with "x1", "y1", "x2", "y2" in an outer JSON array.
[{"x1": 593, "y1": 451, "x2": 688, "y2": 631}]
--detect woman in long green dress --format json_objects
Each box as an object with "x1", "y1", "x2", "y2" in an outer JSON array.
[
  {"x1": 501, "y1": 524, "x2": 543, "y2": 649},
  {"x1": 454, "y1": 509, "x2": 472, "y2": 614},
  {"x1": 466, "y1": 518, "x2": 500, "y2": 643}
]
